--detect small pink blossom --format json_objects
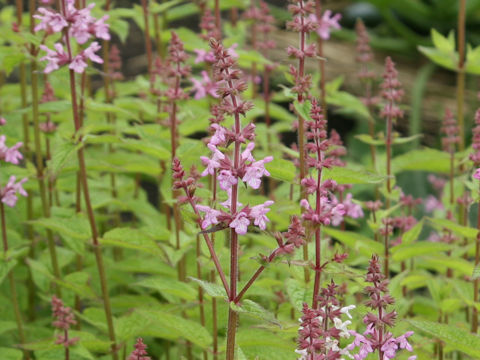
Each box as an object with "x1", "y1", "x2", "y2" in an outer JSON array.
[
  {"x1": 220, "y1": 189, "x2": 243, "y2": 210},
  {"x1": 424, "y1": 195, "x2": 443, "y2": 213},
  {"x1": 194, "y1": 49, "x2": 216, "y2": 64},
  {"x1": 34, "y1": 7, "x2": 68, "y2": 33},
  {"x1": 92, "y1": 15, "x2": 110, "y2": 41},
  {"x1": 200, "y1": 144, "x2": 225, "y2": 176},
  {"x1": 241, "y1": 142, "x2": 256, "y2": 162},
  {"x1": 196, "y1": 205, "x2": 222, "y2": 229},
  {"x1": 230, "y1": 212, "x2": 250, "y2": 235},
  {"x1": 0, "y1": 117, "x2": 6, "y2": 126},
  {"x1": 310, "y1": 10, "x2": 342, "y2": 40},
  {"x1": 1, "y1": 176, "x2": 28, "y2": 207},
  {"x1": 250, "y1": 200, "x2": 274, "y2": 230},
  {"x1": 0, "y1": 135, "x2": 23, "y2": 165},
  {"x1": 39, "y1": 43, "x2": 69, "y2": 73},
  {"x1": 191, "y1": 71, "x2": 218, "y2": 99},
  {"x1": 218, "y1": 170, "x2": 237, "y2": 191},
  {"x1": 209, "y1": 124, "x2": 226, "y2": 146},
  {"x1": 242, "y1": 156, "x2": 273, "y2": 189},
  {"x1": 474, "y1": 168, "x2": 480, "y2": 180}
]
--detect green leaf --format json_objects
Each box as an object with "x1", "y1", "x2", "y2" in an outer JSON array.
[
  {"x1": 431, "y1": 29, "x2": 455, "y2": 53},
  {"x1": 101, "y1": 227, "x2": 165, "y2": 256},
  {"x1": 230, "y1": 299, "x2": 281, "y2": 327},
  {"x1": 134, "y1": 277, "x2": 197, "y2": 301},
  {"x1": 323, "y1": 167, "x2": 385, "y2": 184},
  {"x1": 408, "y1": 319, "x2": 480, "y2": 357},
  {"x1": 0, "y1": 321, "x2": 18, "y2": 336},
  {"x1": 323, "y1": 228, "x2": 383, "y2": 257},
  {"x1": 188, "y1": 277, "x2": 227, "y2": 298},
  {"x1": 428, "y1": 217, "x2": 478, "y2": 238},
  {"x1": 117, "y1": 139, "x2": 170, "y2": 160},
  {"x1": 0, "y1": 348, "x2": 23, "y2": 360},
  {"x1": 115, "y1": 312, "x2": 151, "y2": 342},
  {"x1": 392, "y1": 148, "x2": 450, "y2": 174},
  {"x1": 48, "y1": 139, "x2": 81, "y2": 176},
  {"x1": 285, "y1": 278, "x2": 307, "y2": 310},
  {"x1": 355, "y1": 134, "x2": 423, "y2": 146},
  {"x1": 265, "y1": 158, "x2": 296, "y2": 183},
  {"x1": 401, "y1": 219, "x2": 423, "y2": 245},
  {"x1": 2, "y1": 53, "x2": 26, "y2": 76},
  {"x1": 29, "y1": 214, "x2": 91, "y2": 241},
  {"x1": 418, "y1": 45, "x2": 457, "y2": 71},
  {"x1": 136, "y1": 308, "x2": 212, "y2": 348},
  {"x1": 391, "y1": 242, "x2": 453, "y2": 262},
  {"x1": 0, "y1": 259, "x2": 16, "y2": 286}
]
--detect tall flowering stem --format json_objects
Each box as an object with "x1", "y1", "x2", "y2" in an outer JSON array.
[
  {"x1": 441, "y1": 109, "x2": 459, "y2": 207},
  {"x1": 348, "y1": 255, "x2": 416, "y2": 360},
  {"x1": 299, "y1": 99, "x2": 345, "y2": 307},
  {"x1": 29, "y1": 0, "x2": 62, "y2": 296},
  {"x1": 34, "y1": 0, "x2": 118, "y2": 357},
  {"x1": 165, "y1": 32, "x2": 190, "y2": 281},
  {"x1": 128, "y1": 338, "x2": 151, "y2": 360},
  {"x1": 470, "y1": 109, "x2": 480, "y2": 333},
  {"x1": 355, "y1": 19, "x2": 378, "y2": 169},
  {"x1": 1, "y1": 178, "x2": 29, "y2": 360},
  {"x1": 380, "y1": 57, "x2": 403, "y2": 277},
  {"x1": 287, "y1": 0, "x2": 317, "y2": 282}
]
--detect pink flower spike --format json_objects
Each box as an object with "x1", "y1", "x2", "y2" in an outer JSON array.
[
  {"x1": 194, "y1": 49, "x2": 215, "y2": 64},
  {"x1": 0, "y1": 117, "x2": 6, "y2": 126},
  {"x1": 474, "y1": 168, "x2": 480, "y2": 180},
  {"x1": 250, "y1": 200, "x2": 274, "y2": 230},
  {"x1": 128, "y1": 338, "x2": 151, "y2": 360},
  {"x1": 230, "y1": 212, "x2": 250, "y2": 235},
  {"x1": 34, "y1": 7, "x2": 68, "y2": 33}
]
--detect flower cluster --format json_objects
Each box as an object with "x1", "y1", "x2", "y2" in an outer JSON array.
[
  {"x1": 287, "y1": 0, "x2": 317, "y2": 97},
  {"x1": 300, "y1": 100, "x2": 346, "y2": 226},
  {"x1": 191, "y1": 71, "x2": 218, "y2": 100},
  {"x1": 51, "y1": 296, "x2": 79, "y2": 347},
  {"x1": 310, "y1": 9, "x2": 342, "y2": 40},
  {"x1": 35, "y1": 0, "x2": 108, "y2": 74},
  {"x1": 380, "y1": 57, "x2": 404, "y2": 120},
  {"x1": 348, "y1": 255, "x2": 416, "y2": 360},
  {"x1": 441, "y1": 108, "x2": 460, "y2": 155},
  {"x1": 296, "y1": 281, "x2": 355, "y2": 359},
  {"x1": 176, "y1": 39, "x2": 274, "y2": 236},
  {"x1": 0, "y1": 135, "x2": 23, "y2": 165},
  {"x1": 273, "y1": 216, "x2": 306, "y2": 256},
  {"x1": 0, "y1": 176, "x2": 28, "y2": 208},
  {"x1": 198, "y1": 7, "x2": 220, "y2": 42},
  {"x1": 128, "y1": 338, "x2": 151, "y2": 360}
]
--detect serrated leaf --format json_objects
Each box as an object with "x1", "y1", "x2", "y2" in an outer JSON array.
[
  {"x1": 0, "y1": 348, "x2": 23, "y2": 360},
  {"x1": 408, "y1": 319, "x2": 480, "y2": 357},
  {"x1": 134, "y1": 276, "x2": 197, "y2": 301},
  {"x1": 136, "y1": 308, "x2": 212, "y2": 348},
  {"x1": 0, "y1": 259, "x2": 16, "y2": 286},
  {"x1": 391, "y1": 242, "x2": 453, "y2": 262},
  {"x1": 323, "y1": 227, "x2": 383, "y2": 257},
  {"x1": 401, "y1": 219, "x2": 423, "y2": 245},
  {"x1": 428, "y1": 217, "x2": 478, "y2": 238},
  {"x1": 230, "y1": 299, "x2": 281, "y2": 327},
  {"x1": 323, "y1": 167, "x2": 385, "y2": 184},
  {"x1": 265, "y1": 158, "x2": 296, "y2": 183},
  {"x1": 355, "y1": 134, "x2": 423, "y2": 146},
  {"x1": 101, "y1": 227, "x2": 164, "y2": 256},
  {"x1": 29, "y1": 215, "x2": 91, "y2": 241},
  {"x1": 188, "y1": 277, "x2": 227, "y2": 298}
]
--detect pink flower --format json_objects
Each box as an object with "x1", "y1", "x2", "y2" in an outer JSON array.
[
  {"x1": 310, "y1": 10, "x2": 342, "y2": 40},
  {"x1": 209, "y1": 124, "x2": 227, "y2": 146},
  {"x1": 191, "y1": 71, "x2": 218, "y2": 99},
  {"x1": 82, "y1": 41, "x2": 103, "y2": 63},
  {"x1": 69, "y1": 56, "x2": 88, "y2": 73},
  {"x1": 230, "y1": 212, "x2": 250, "y2": 235},
  {"x1": 196, "y1": 205, "x2": 222, "y2": 229},
  {"x1": 424, "y1": 195, "x2": 443, "y2": 213},
  {"x1": 250, "y1": 200, "x2": 274, "y2": 230},
  {"x1": 34, "y1": 7, "x2": 68, "y2": 33},
  {"x1": 340, "y1": 193, "x2": 364, "y2": 219},
  {"x1": 92, "y1": 15, "x2": 110, "y2": 41},
  {"x1": 474, "y1": 168, "x2": 480, "y2": 180},
  {"x1": 0, "y1": 135, "x2": 23, "y2": 165},
  {"x1": 242, "y1": 156, "x2": 273, "y2": 189},
  {"x1": 1, "y1": 176, "x2": 28, "y2": 207},
  {"x1": 128, "y1": 338, "x2": 151, "y2": 360},
  {"x1": 0, "y1": 117, "x2": 6, "y2": 126},
  {"x1": 39, "y1": 43, "x2": 70, "y2": 73},
  {"x1": 194, "y1": 49, "x2": 216, "y2": 64},
  {"x1": 200, "y1": 144, "x2": 225, "y2": 176},
  {"x1": 220, "y1": 189, "x2": 243, "y2": 210},
  {"x1": 241, "y1": 142, "x2": 256, "y2": 162},
  {"x1": 218, "y1": 170, "x2": 237, "y2": 190},
  {"x1": 397, "y1": 331, "x2": 414, "y2": 352}
]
